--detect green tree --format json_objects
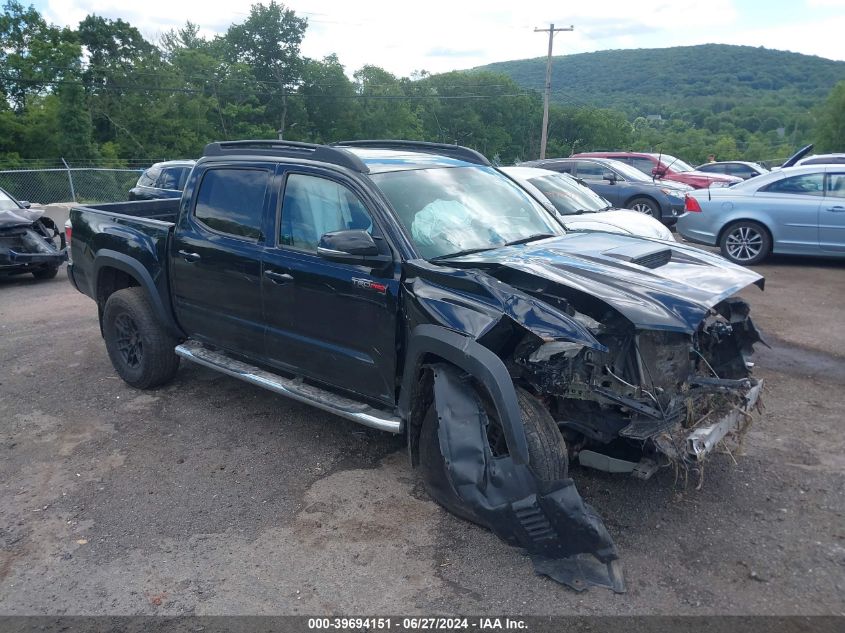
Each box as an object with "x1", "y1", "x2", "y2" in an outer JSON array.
[
  {"x1": 353, "y1": 66, "x2": 421, "y2": 139},
  {"x1": 57, "y1": 75, "x2": 95, "y2": 160},
  {"x1": 814, "y1": 81, "x2": 845, "y2": 152},
  {"x1": 224, "y1": 1, "x2": 307, "y2": 138},
  {"x1": 297, "y1": 55, "x2": 360, "y2": 142},
  {"x1": 0, "y1": 1, "x2": 80, "y2": 110}
]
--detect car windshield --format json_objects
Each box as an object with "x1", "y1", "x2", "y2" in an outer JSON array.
[
  {"x1": 527, "y1": 174, "x2": 608, "y2": 215},
  {"x1": 0, "y1": 189, "x2": 20, "y2": 211},
  {"x1": 371, "y1": 166, "x2": 563, "y2": 259},
  {"x1": 655, "y1": 154, "x2": 694, "y2": 173}
]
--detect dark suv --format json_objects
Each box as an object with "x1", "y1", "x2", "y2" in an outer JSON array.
[{"x1": 128, "y1": 160, "x2": 195, "y2": 200}]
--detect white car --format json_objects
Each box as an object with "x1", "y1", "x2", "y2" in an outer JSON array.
[{"x1": 501, "y1": 166, "x2": 674, "y2": 241}]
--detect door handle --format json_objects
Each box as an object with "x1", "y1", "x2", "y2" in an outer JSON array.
[
  {"x1": 827, "y1": 206, "x2": 845, "y2": 213},
  {"x1": 178, "y1": 250, "x2": 201, "y2": 262},
  {"x1": 264, "y1": 270, "x2": 295, "y2": 284}
]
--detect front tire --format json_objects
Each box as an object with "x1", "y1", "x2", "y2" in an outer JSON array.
[
  {"x1": 419, "y1": 385, "x2": 568, "y2": 524},
  {"x1": 627, "y1": 196, "x2": 660, "y2": 219},
  {"x1": 719, "y1": 220, "x2": 771, "y2": 265},
  {"x1": 102, "y1": 287, "x2": 180, "y2": 389}
]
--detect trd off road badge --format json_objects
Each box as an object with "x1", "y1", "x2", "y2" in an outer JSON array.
[{"x1": 352, "y1": 278, "x2": 387, "y2": 294}]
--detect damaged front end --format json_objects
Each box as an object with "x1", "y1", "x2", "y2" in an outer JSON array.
[
  {"x1": 515, "y1": 296, "x2": 766, "y2": 473},
  {"x1": 402, "y1": 237, "x2": 767, "y2": 593}
]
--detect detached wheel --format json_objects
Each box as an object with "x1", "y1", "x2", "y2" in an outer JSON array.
[
  {"x1": 102, "y1": 287, "x2": 179, "y2": 389},
  {"x1": 32, "y1": 264, "x2": 59, "y2": 280},
  {"x1": 419, "y1": 385, "x2": 568, "y2": 523},
  {"x1": 628, "y1": 196, "x2": 660, "y2": 219},
  {"x1": 719, "y1": 220, "x2": 771, "y2": 265}
]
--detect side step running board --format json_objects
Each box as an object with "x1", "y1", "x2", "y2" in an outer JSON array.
[{"x1": 175, "y1": 340, "x2": 403, "y2": 434}]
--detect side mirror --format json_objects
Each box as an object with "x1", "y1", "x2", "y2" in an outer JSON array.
[
  {"x1": 317, "y1": 229, "x2": 391, "y2": 265},
  {"x1": 652, "y1": 168, "x2": 666, "y2": 178},
  {"x1": 19, "y1": 200, "x2": 32, "y2": 208},
  {"x1": 602, "y1": 171, "x2": 617, "y2": 183}
]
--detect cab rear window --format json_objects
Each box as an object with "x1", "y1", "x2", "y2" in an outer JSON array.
[{"x1": 194, "y1": 168, "x2": 269, "y2": 240}]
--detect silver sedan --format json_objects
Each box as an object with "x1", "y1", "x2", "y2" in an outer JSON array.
[{"x1": 676, "y1": 165, "x2": 845, "y2": 265}]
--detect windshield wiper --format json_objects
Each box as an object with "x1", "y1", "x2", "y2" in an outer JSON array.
[
  {"x1": 430, "y1": 234, "x2": 557, "y2": 261},
  {"x1": 430, "y1": 246, "x2": 500, "y2": 261},
  {"x1": 501, "y1": 233, "x2": 557, "y2": 247}
]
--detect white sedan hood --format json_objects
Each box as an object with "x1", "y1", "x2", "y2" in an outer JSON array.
[{"x1": 563, "y1": 210, "x2": 674, "y2": 241}]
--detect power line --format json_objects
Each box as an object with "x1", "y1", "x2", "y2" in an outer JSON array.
[{"x1": 0, "y1": 74, "x2": 534, "y2": 100}]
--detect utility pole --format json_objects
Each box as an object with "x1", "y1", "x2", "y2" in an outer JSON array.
[{"x1": 534, "y1": 23, "x2": 573, "y2": 159}]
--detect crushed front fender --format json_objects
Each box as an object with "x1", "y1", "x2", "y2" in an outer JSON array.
[{"x1": 428, "y1": 364, "x2": 625, "y2": 593}]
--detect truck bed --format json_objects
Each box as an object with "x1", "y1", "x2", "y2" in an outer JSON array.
[
  {"x1": 67, "y1": 199, "x2": 180, "y2": 321},
  {"x1": 77, "y1": 199, "x2": 179, "y2": 224}
]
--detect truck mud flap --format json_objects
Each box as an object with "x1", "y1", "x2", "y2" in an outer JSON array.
[{"x1": 428, "y1": 365, "x2": 625, "y2": 593}]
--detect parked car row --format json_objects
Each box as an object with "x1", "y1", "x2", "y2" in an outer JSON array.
[
  {"x1": 570, "y1": 151, "x2": 742, "y2": 188},
  {"x1": 520, "y1": 156, "x2": 689, "y2": 224}
]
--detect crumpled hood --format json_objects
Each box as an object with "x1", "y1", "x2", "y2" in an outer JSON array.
[{"x1": 446, "y1": 232, "x2": 764, "y2": 333}]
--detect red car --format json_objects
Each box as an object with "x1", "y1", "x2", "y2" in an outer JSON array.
[{"x1": 571, "y1": 151, "x2": 741, "y2": 189}]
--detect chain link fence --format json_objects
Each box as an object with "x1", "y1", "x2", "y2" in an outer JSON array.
[{"x1": 0, "y1": 167, "x2": 144, "y2": 205}]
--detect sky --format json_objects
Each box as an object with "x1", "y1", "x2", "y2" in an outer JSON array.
[{"x1": 30, "y1": 0, "x2": 845, "y2": 77}]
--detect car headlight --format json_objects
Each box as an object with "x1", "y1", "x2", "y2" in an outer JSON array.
[{"x1": 661, "y1": 187, "x2": 686, "y2": 197}]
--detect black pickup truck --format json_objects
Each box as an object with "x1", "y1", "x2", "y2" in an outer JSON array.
[{"x1": 68, "y1": 140, "x2": 767, "y2": 592}]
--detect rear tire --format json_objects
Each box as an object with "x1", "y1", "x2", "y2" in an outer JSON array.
[
  {"x1": 32, "y1": 264, "x2": 59, "y2": 280},
  {"x1": 102, "y1": 287, "x2": 180, "y2": 389},
  {"x1": 719, "y1": 220, "x2": 771, "y2": 265},
  {"x1": 627, "y1": 196, "x2": 660, "y2": 219},
  {"x1": 419, "y1": 384, "x2": 568, "y2": 523}
]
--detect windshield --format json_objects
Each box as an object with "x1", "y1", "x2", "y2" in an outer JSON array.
[
  {"x1": 603, "y1": 160, "x2": 653, "y2": 182},
  {"x1": 527, "y1": 174, "x2": 608, "y2": 215},
  {"x1": 371, "y1": 166, "x2": 563, "y2": 259},
  {"x1": 654, "y1": 154, "x2": 694, "y2": 173},
  {"x1": 0, "y1": 189, "x2": 20, "y2": 211}
]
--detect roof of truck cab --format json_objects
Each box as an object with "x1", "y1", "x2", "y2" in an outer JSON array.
[{"x1": 342, "y1": 147, "x2": 479, "y2": 174}]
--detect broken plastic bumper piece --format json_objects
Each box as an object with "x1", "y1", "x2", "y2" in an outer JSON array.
[{"x1": 429, "y1": 364, "x2": 625, "y2": 593}]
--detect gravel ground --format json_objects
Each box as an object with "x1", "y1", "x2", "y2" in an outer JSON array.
[{"x1": 1, "y1": 255, "x2": 843, "y2": 616}]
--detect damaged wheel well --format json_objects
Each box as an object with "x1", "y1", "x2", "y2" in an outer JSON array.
[{"x1": 400, "y1": 324, "x2": 531, "y2": 468}]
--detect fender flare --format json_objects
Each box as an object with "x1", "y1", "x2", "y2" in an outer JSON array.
[
  {"x1": 93, "y1": 249, "x2": 183, "y2": 338},
  {"x1": 398, "y1": 323, "x2": 529, "y2": 465}
]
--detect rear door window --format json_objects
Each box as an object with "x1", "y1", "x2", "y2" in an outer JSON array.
[
  {"x1": 156, "y1": 168, "x2": 181, "y2": 190},
  {"x1": 574, "y1": 161, "x2": 605, "y2": 179},
  {"x1": 194, "y1": 168, "x2": 270, "y2": 240},
  {"x1": 630, "y1": 157, "x2": 655, "y2": 174},
  {"x1": 761, "y1": 173, "x2": 824, "y2": 196}
]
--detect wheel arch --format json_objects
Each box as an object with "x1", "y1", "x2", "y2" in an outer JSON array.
[
  {"x1": 399, "y1": 324, "x2": 529, "y2": 468},
  {"x1": 93, "y1": 250, "x2": 182, "y2": 338}
]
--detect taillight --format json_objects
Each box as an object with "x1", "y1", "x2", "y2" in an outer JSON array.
[
  {"x1": 65, "y1": 224, "x2": 72, "y2": 245},
  {"x1": 684, "y1": 195, "x2": 702, "y2": 213}
]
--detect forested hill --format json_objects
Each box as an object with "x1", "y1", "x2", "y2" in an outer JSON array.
[{"x1": 474, "y1": 44, "x2": 845, "y2": 116}]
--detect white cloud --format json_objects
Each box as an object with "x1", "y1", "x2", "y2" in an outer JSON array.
[{"x1": 36, "y1": 0, "x2": 845, "y2": 78}]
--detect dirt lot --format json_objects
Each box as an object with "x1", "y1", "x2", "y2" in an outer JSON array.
[{"x1": 1, "y1": 255, "x2": 844, "y2": 616}]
